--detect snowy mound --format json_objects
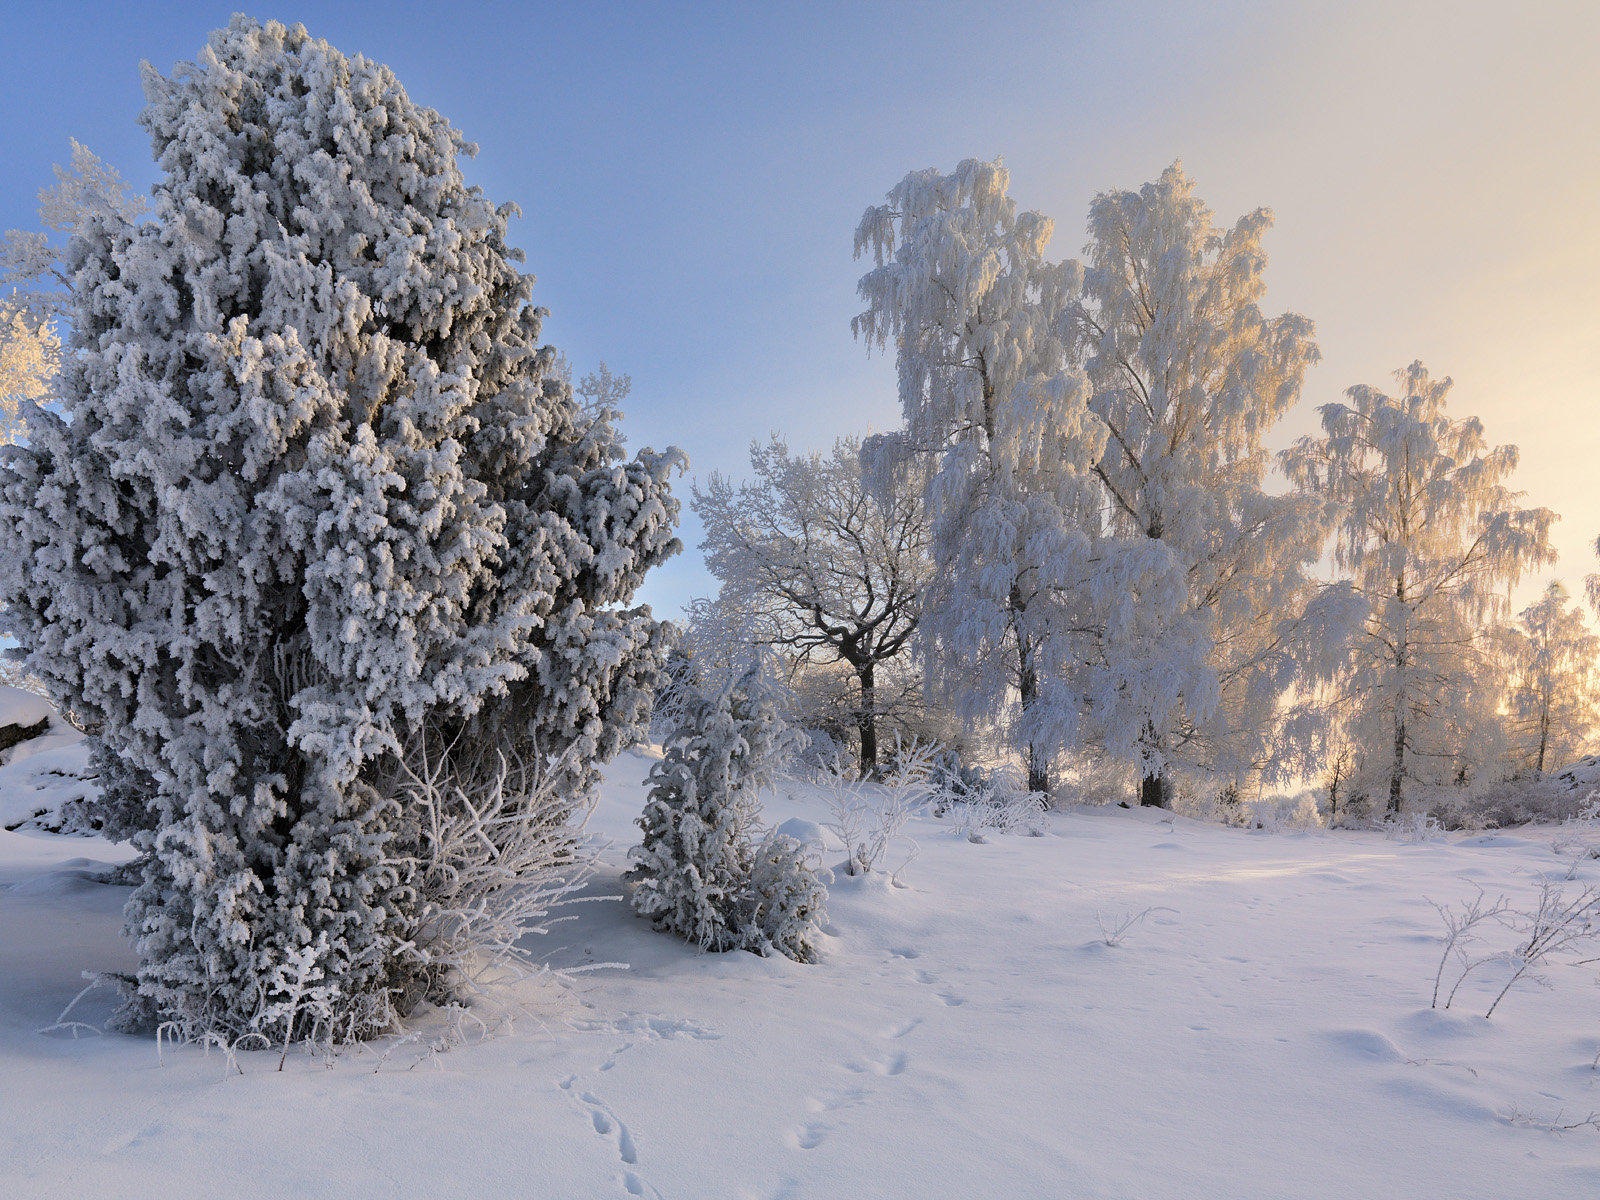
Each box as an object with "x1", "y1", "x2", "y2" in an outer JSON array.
[
  {"x1": 0, "y1": 685, "x2": 54, "y2": 733},
  {"x1": 0, "y1": 690, "x2": 93, "y2": 832},
  {"x1": 1547, "y1": 756, "x2": 1600, "y2": 797}
]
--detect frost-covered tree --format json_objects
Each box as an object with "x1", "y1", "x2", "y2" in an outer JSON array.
[
  {"x1": 0, "y1": 305, "x2": 56, "y2": 446},
  {"x1": 1284, "y1": 362, "x2": 1554, "y2": 813},
  {"x1": 693, "y1": 436, "x2": 929, "y2": 777},
  {"x1": 854, "y1": 159, "x2": 1108, "y2": 794},
  {"x1": 627, "y1": 662, "x2": 822, "y2": 961},
  {"x1": 1066, "y1": 163, "x2": 1353, "y2": 807},
  {"x1": 2, "y1": 138, "x2": 147, "y2": 326},
  {"x1": 0, "y1": 141, "x2": 144, "y2": 446},
  {"x1": 1506, "y1": 582, "x2": 1599, "y2": 778},
  {"x1": 0, "y1": 17, "x2": 681, "y2": 1041}
]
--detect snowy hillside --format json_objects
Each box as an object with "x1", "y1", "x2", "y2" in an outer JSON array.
[{"x1": 3, "y1": 750, "x2": 1600, "y2": 1199}]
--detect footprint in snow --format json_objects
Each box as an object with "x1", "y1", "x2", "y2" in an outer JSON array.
[
  {"x1": 560, "y1": 1077, "x2": 661, "y2": 1198},
  {"x1": 788, "y1": 1120, "x2": 828, "y2": 1151},
  {"x1": 884, "y1": 1016, "x2": 923, "y2": 1039}
]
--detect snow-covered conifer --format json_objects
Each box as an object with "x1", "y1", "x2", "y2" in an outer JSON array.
[
  {"x1": 0, "y1": 17, "x2": 681, "y2": 1041},
  {"x1": 1283, "y1": 362, "x2": 1554, "y2": 813},
  {"x1": 740, "y1": 830, "x2": 828, "y2": 964},
  {"x1": 628, "y1": 662, "x2": 819, "y2": 958}
]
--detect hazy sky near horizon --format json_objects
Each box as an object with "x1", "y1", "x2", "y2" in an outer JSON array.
[{"x1": 3, "y1": 1, "x2": 1598, "y2": 616}]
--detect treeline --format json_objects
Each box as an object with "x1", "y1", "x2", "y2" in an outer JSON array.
[{"x1": 683, "y1": 161, "x2": 1597, "y2": 823}]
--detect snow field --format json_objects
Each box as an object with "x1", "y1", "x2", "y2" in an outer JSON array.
[{"x1": 3, "y1": 750, "x2": 1600, "y2": 1198}]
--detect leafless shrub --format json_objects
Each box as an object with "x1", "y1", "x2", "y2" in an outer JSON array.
[
  {"x1": 388, "y1": 732, "x2": 606, "y2": 1016},
  {"x1": 1551, "y1": 794, "x2": 1600, "y2": 879},
  {"x1": 1095, "y1": 906, "x2": 1177, "y2": 947},
  {"x1": 1428, "y1": 890, "x2": 1511, "y2": 1009},
  {"x1": 1503, "y1": 1106, "x2": 1600, "y2": 1133},
  {"x1": 1482, "y1": 881, "x2": 1600, "y2": 1019},
  {"x1": 1387, "y1": 812, "x2": 1445, "y2": 844},
  {"x1": 821, "y1": 738, "x2": 934, "y2": 878}
]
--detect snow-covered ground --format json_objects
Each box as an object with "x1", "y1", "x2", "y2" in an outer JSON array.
[{"x1": 4, "y1": 750, "x2": 1600, "y2": 1199}]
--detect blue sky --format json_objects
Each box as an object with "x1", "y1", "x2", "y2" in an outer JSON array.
[{"x1": 5, "y1": 1, "x2": 1599, "y2": 616}]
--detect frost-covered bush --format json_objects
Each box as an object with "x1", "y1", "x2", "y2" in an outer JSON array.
[
  {"x1": 794, "y1": 727, "x2": 846, "y2": 778},
  {"x1": 1244, "y1": 791, "x2": 1325, "y2": 834},
  {"x1": 1386, "y1": 812, "x2": 1445, "y2": 844},
  {"x1": 389, "y1": 733, "x2": 596, "y2": 1008},
  {"x1": 925, "y1": 748, "x2": 991, "y2": 815},
  {"x1": 947, "y1": 775, "x2": 1049, "y2": 841},
  {"x1": 1438, "y1": 776, "x2": 1592, "y2": 830},
  {"x1": 0, "y1": 18, "x2": 680, "y2": 1044},
  {"x1": 1550, "y1": 793, "x2": 1600, "y2": 876},
  {"x1": 821, "y1": 739, "x2": 935, "y2": 875},
  {"x1": 628, "y1": 664, "x2": 824, "y2": 960},
  {"x1": 925, "y1": 749, "x2": 1048, "y2": 840},
  {"x1": 740, "y1": 831, "x2": 828, "y2": 964}
]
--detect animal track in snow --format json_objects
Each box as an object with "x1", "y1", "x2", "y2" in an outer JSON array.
[
  {"x1": 875, "y1": 1050, "x2": 908, "y2": 1076},
  {"x1": 788, "y1": 1120, "x2": 828, "y2": 1151},
  {"x1": 561, "y1": 1076, "x2": 661, "y2": 1197},
  {"x1": 577, "y1": 1011, "x2": 723, "y2": 1073},
  {"x1": 904, "y1": 960, "x2": 966, "y2": 1008}
]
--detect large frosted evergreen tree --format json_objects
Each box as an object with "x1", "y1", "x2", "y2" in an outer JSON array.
[{"x1": 0, "y1": 17, "x2": 681, "y2": 1040}]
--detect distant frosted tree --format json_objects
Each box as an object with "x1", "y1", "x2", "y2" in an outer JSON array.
[
  {"x1": 2, "y1": 138, "x2": 146, "y2": 324},
  {"x1": 0, "y1": 18, "x2": 681, "y2": 1041},
  {"x1": 693, "y1": 436, "x2": 929, "y2": 777},
  {"x1": 1066, "y1": 163, "x2": 1349, "y2": 806},
  {"x1": 1284, "y1": 362, "x2": 1554, "y2": 813},
  {"x1": 854, "y1": 159, "x2": 1107, "y2": 794},
  {"x1": 0, "y1": 140, "x2": 144, "y2": 446},
  {"x1": 0, "y1": 305, "x2": 56, "y2": 445},
  {"x1": 574, "y1": 361, "x2": 631, "y2": 420},
  {"x1": 1506, "y1": 582, "x2": 1599, "y2": 778}
]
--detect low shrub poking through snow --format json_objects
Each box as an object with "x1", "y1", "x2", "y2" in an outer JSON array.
[
  {"x1": 1095, "y1": 906, "x2": 1176, "y2": 948},
  {"x1": 927, "y1": 759, "x2": 1048, "y2": 842},
  {"x1": 1386, "y1": 812, "x2": 1445, "y2": 844},
  {"x1": 1428, "y1": 879, "x2": 1600, "y2": 1019},
  {"x1": 1550, "y1": 793, "x2": 1600, "y2": 878},
  {"x1": 820, "y1": 739, "x2": 936, "y2": 877},
  {"x1": 1244, "y1": 791, "x2": 1325, "y2": 834}
]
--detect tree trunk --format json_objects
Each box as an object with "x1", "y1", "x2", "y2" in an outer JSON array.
[
  {"x1": 855, "y1": 661, "x2": 878, "y2": 781},
  {"x1": 1140, "y1": 771, "x2": 1171, "y2": 808},
  {"x1": 1535, "y1": 704, "x2": 1549, "y2": 779},
  {"x1": 1387, "y1": 714, "x2": 1406, "y2": 817},
  {"x1": 1389, "y1": 614, "x2": 1409, "y2": 817},
  {"x1": 1018, "y1": 640, "x2": 1049, "y2": 795}
]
